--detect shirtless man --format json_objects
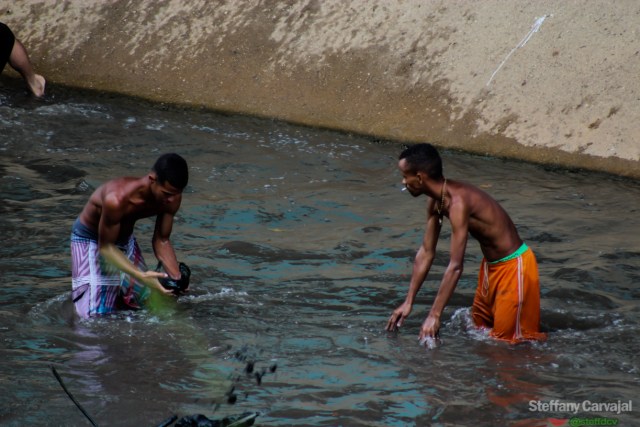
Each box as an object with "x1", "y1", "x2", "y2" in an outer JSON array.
[
  {"x1": 0, "y1": 22, "x2": 46, "y2": 97},
  {"x1": 71, "y1": 153, "x2": 189, "y2": 318},
  {"x1": 385, "y1": 143, "x2": 544, "y2": 343}
]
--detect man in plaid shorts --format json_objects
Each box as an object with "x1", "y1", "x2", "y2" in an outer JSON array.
[{"x1": 71, "y1": 153, "x2": 189, "y2": 318}]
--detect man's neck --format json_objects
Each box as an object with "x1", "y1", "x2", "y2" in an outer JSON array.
[
  {"x1": 422, "y1": 177, "x2": 446, "y2": 200},
  {"x1": 128, "y1": 176, "x2": 153, "y2": 206}
]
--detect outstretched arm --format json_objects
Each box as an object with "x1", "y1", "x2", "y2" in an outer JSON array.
[
  {"x1": 386, "y1": 200, "x2": 441, "y2": 331},
  {"x1": 152, "y1": 211, "x2": 181, "y2": 281},
  {"x1": 9, "y1": 38, "x2": 45, "y2": 97},
  {"x1": 418, "y1": 203, "x2": 469, "y2": 340}
]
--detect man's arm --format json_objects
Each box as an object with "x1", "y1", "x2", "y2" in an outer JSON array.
[
  {"x1": 152, "y1": 211, "x2": 181, "y2": 280},
  {"x1": 99, "y1": 194, "x2": 172, "y2": 294},
  {"x1": 418, "y1": 202, "x2": 469, "y2": 340},
  {"x1": 386, "y1": 200, "x2": 441, "y2": 331}
]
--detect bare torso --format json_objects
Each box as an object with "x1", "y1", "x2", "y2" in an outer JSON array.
[
  {"x1": 78, "y1": 177, "x2": 170, "y2": 242},
  {"x1": 442, "y1": 180, "x2": 522, "y2": 261}
]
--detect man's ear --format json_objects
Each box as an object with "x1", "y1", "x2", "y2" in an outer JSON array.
[{"x1": 148, "y1": 172, "x2": 157, "y2": 184}]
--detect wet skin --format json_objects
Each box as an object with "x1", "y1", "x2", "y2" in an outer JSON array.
[
  {"x1": 78, "y1": 172, "x2": 184, "y2": 294},
  {"x1": 386, "y1": 158, "x2": 523, "y2": 340}
]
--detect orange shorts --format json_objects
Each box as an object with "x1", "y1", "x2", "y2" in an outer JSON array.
[{"x1": 471, "y1": 245, "x2": 546, "y2": 342}]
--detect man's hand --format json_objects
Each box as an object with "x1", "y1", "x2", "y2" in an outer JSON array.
[
  {"x1": 418, "y1": 315, "x2": 440, "y2": 341},
  {"x1": 386, "y1": 301, "x2": 413, "y2": 331},
  {"x1": 139, "y1": 271, "x2": 175, "y2": 296}
]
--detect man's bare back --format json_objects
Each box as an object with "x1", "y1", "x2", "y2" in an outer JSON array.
[
  {"x1": 386, "y1": 143, "x2": 543, "y2": 342},
  {"x1": 443, "y1": 179, "x2": 522, "y2": 262},
  {"x1": 78, "y1": 176, "x2": 180, "y2": 242}
]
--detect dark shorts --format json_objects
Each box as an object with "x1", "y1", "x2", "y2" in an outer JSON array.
[{"x1": 0, "y1": 22, "x2": 16, "y2": 72}]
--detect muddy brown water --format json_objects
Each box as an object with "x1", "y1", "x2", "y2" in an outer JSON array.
[{"x1": 1, "y1": 83, "x2": 638, "y2": 426}]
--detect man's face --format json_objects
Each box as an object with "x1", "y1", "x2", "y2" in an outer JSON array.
[
  {"x1": 151, "y1": 176, "x2": 183, "y2": 206},
  {"x1": 398, "y1": 159, "x2": 422, "y2": 197}
]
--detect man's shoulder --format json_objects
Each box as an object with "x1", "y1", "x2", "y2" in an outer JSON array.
[
  {"x1": 100, "y1": 177, "x2": 140, "y2": 205},
  {"x1": 102, "y1": 176, "x2": 140, "y2": 193}
]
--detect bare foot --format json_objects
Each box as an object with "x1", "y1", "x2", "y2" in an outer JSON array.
[{"x1": 27, "y1": 74, "x2": 45, "y2": 97}]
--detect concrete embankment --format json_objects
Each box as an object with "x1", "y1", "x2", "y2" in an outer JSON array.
[{"x1": 2, "y1": 1, "x2": 638, "y2": 177}]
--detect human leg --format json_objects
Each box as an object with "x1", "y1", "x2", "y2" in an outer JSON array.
[
  {"x1": 489, "y1": 249, "x2": 545, "y2": 341},
  {"x1": 510, "y1": 249, "x2": 545, "y2": 340},
  {"x1": 71, "y1": 234, "x2": 121, "y2": 318},
  {"x1": 472, "y1": 259, "x2": 495, "y2": 330},
  {"x1": 119, "y1": 236, "x2": 151, "y2": 309},
  {"x1": 472, "y1": 249, "x2": 545, "y2": 341},
  {"x1": 8, "y1": 38, "x2": 45, "y2": 97}
]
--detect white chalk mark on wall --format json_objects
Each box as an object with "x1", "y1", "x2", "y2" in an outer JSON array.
[{"x1": 486, "y1": 15, "x2": 550, "y2": 86}]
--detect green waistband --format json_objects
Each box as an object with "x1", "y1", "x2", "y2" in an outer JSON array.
[{"x1": 488, "y1": 242, "x2": 528, "y2": 264}]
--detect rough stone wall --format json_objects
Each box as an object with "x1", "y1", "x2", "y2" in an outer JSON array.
[{"x1": 2, "y1": 0, "x2": 638, "y2": 177}]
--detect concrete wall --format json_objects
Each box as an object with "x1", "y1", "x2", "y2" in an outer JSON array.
[{"x1": 2, "y1": 0, "x2": 638, "y2": 178}]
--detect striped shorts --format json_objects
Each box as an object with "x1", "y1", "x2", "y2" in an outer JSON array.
[{"x1": 70, "y1": 232, "x2": 150, "y2": 318}]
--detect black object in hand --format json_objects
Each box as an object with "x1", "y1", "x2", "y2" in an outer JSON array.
[{"x1": 156, "y1": 262, "x2": 191, "y2": 293}]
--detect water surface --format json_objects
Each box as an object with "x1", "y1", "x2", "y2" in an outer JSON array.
[{"x1": 1, "y1": 84, "x2": 638, "y2": 426}]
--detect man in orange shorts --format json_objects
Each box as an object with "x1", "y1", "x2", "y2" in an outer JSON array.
[
  {"x1": 473, "y1": 243, "x2": 544, "y2": 341},
  {"x1": 385, "y1": 143, "x2": 545, "y2": 343}
]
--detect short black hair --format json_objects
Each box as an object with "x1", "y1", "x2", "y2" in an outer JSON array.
[
  {"x1": 152, "y1": 153, "x2": 189, "y2": 189},
  {"x1": 399, "y1": 143, "x2": 443, "y2": 180}
]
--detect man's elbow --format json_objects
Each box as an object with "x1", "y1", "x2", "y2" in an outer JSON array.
[
  {"x1": 98, "y1": 243, "x2": 113, "y2": 255},
  {"x1": 153, "y1": 235, "x2": 171, "y2": 246},
  {"x1": 448, "y1": 262, "x2": 464, "y2": 277},
  {"x1": 98, "y1": 243, "x2": 118, "y2": 263},
  {"x1": 416, "y1": 246, "x2": 436, "y2": 264}
]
